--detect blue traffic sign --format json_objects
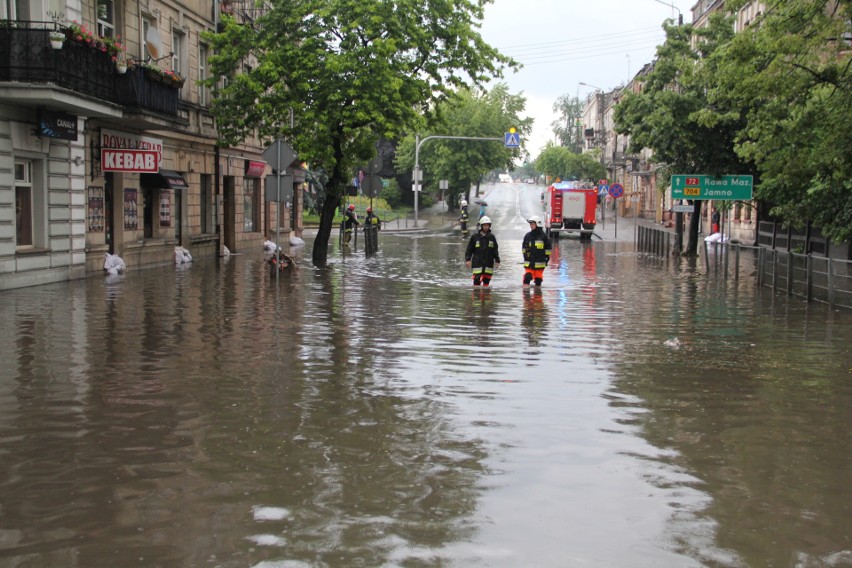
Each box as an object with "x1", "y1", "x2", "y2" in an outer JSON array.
[
  {"x1": 504, "y1": 132, "x2": 520, "y2": 148},
  {"x1": 598, "y1": 185, "x2": 609, "y2": 196},
  {"x1": 609, "y1": 183, "x2": 624, "y2": 198}
]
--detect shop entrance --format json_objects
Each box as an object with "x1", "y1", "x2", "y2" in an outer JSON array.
[
  {"x1": 223, "y1": 176, "x2": 235, "y2": 252},
  {"x1": 105, "y1": 174, "x2": 114, "y2": 254}
]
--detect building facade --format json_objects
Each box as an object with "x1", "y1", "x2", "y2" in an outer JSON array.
[{"x1": 1, "y1": 0, "x2": 298, "y2": 290}]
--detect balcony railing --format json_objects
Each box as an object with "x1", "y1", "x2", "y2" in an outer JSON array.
[
  {"x1": 0, "y1": 23, "x2": 179, "y2": 117},
  {"x1": 116, "y1": 66, "x2": 179, "y2": 115}
]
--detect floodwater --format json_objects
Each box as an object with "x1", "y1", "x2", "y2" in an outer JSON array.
[{"x1": 1, "y1": 183, "x2": 850, "y2": 568}]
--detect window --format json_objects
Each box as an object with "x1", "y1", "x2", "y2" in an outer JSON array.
[
  {"x1": 243, "y1": 178, "x2": 259, "y2": 232},
  {"x1": 199, "y1": 44, "x2": 209, "y2": 106},
  {"x1": 15, "y1": 160, "x2": 33, "y2": 247},
  {"x1": 142, "y1": 17, "x2": 155, "y2": 60},
  {"x1": 172, "y1": 30, "x2": 185, "y2": 77},
  {"x1": 96, "y1": 0, "x2": 115, "y2": 38}
]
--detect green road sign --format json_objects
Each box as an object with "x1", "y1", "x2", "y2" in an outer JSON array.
[{"x1": 671, "y1": 175, "x2": 753, "y2": 200}]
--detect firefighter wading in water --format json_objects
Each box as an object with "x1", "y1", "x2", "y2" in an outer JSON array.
[
  {"x1": 343, "y1": 204, "x2": 359, "y2": 243},
  {"x1": 464, "y1": 216, "x2": 500, "y2": 286},
  {"x1": 458, "y1": 200, "x2": 470, "y2": 238},
  {"x1": 522, "y1": 215, "x2": 552, "y2": 286}
]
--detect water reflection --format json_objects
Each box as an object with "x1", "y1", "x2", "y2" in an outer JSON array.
[{"x1": 0, "y1": 228, "x2": 849, "y2": 567}]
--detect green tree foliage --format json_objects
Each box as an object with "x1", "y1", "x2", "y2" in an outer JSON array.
[
  {"x1": 708, "y1": 0, "x2": 852, "y2": 242},
  {"x1": 551, "y1": 94, "x2": 584, "y2": 151},
  {"x1": 395, "y1": 84, "x2": 532, "y2": 209},
  {"x1": 615, "y1": 15, "x2": 754, "y2": 255},
  {"x1": 535, "y1": 142, "x2": 605, "y2": 182},
  {"x1": 203, "y1": 0, "x2": 515, "y2": 266}
]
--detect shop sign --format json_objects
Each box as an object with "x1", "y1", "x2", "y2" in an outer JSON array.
[
  {"x1": 245, "y1": 160, "x2": 266, "y2": 177},
  {"x1": 101, "y1": 129, "x2": 163, "y2": 171},
  {"x1": 38, "y1": 110, "x2": 78, "y2": 140},
  {"x1": 102, "y1": 149, "x2": 159, "y2": 172}
]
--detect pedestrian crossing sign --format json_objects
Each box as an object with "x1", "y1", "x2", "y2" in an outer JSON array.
[{"x1": 504, "y1": 132, "x2": 520, "y2": 148}]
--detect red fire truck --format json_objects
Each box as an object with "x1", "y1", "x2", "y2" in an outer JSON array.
[{"x1": 544, "y1": 181, "x2": 598, "y2": 241}]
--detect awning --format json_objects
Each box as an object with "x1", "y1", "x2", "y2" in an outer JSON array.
[{"x1": 141, "y1": 170, "x2": 189, "y2": 190}]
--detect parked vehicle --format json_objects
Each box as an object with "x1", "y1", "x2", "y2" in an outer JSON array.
[
  {"x1": 498, "y1": 173, "x2": 512, "y2": 183},
  {"x1": 544, "y1": 181, "x2": 597, "y2": 241}
]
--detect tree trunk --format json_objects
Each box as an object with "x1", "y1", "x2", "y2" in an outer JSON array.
[
  {"x1": 311, "y1": 130, "x2": 347, "y2": 268},
  {"x1": 312, "y1": 193, "x2": 341, "y2": 267},
  {"x1": 685, "y1": 200, "x2": 703, "y2": 256}
]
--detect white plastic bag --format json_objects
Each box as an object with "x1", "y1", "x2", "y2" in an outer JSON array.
[
  {"x1": 174, "y1": 246, "x2": 193, "y2": 264},
  {"x1": 289, "y1": 236, "x2": 305, "y2": 247},
  {"x1": 103, "y1": 253, "x2": 126, "y2": 276},
  {"x1": 704, "y1": 232, "x2": 728, "y2": 243},
  {"x1": 263, "y1": 240, "x2": 277, "y2": 252}
]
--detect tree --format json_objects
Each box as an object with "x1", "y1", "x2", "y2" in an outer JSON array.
[
  {"x1": 535, "y1": 142, "x2": 605, "y2": 182},
  {"x1": 614, "y1": 15, "x2": 754, "y2": 255},
  {"x1": 394, "y1": 84, "x2": 532, "y2": 209},
  {"x1": 708, "y1": 0, "x2": 852, "y2": 243},
  {"x1": 204, "y1": 0, "x2": 516, "y2": 266},
  {"x1": 551, "y1": 94, "x2": 584, "y2": 152}
]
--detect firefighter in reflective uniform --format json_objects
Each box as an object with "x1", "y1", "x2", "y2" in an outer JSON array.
[
  {"x1": 522, "y1": 215, "x2": 552, "y2": 286},
  {"x1": 364, "y1": 207, "x2": 381, "y2": 230},
  {"x1": 458, "y1": 200, "x2": 470, "y2": 238},
  {"x1": 343, "y1": 204, "x2": 359, "y2": 243},
  {"x1": 465, "y1": 216, "x2": 500, "y2": 286}
]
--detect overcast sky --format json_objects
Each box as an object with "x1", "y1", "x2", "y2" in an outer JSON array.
[{"x1": 479, "y1": 0, "x2": 693, "y2": 160}]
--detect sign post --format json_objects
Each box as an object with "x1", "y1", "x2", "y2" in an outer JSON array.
[
  {"x1": 609, "y1": 183, "x2": 624, "y2": 238},
  {"x1": 414, "y1": 133, "x2": 505, "y2": 228},
  {"x1": 262, "y1": 139, "x2": 297, "y2": 277}
]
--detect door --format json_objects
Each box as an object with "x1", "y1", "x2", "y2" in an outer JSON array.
[
  {"x1": 105, "y1": 174, "x2": 114, "y2": 254},
  {"x1": 174, "y1": 188, "x2": 182, "y2": 245},
  {"x1": 223, "y1": 176, "x2": 235, "y2": 252}
]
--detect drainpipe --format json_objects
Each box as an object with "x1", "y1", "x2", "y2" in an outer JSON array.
[{"x1": 215, "y1": 145, "x2": 222, "y2": 255}]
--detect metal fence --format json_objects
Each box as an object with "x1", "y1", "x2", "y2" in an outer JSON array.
[{"x1": 636, "y1": 225, "x2": 852, "y2": 310}]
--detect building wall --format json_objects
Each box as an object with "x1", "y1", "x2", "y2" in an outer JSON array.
[{"x1": 0, "y1": 108, "x2": 88, "y2": 290}]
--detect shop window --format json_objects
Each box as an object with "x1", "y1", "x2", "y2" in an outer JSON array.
[
  {"x1": 97, "y1": 0, "x2": 115, "y2": 38},
  {"x1": 243, "y1": 178, "x2": 259, "y2": 232}
]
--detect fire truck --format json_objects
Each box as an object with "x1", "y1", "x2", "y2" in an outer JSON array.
[{"x1": 544, "y1": 181, "x2": 598, "y2": 241}]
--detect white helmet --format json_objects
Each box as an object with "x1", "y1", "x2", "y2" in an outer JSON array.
[
  {"x1": 479, "y1": 216, "x2": 492, "y2": 225},
  {"x1": 528, "y1": 215, "x2": 542, "y2": 225},
  {"x1": 461, "y1": 200, "x2": 468, "y2": 206}
]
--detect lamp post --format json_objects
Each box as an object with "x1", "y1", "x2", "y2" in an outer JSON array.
[
  {"x1": 578, "y1": 81, "x2": 602, "y2": 91},
  {"x1": 580, "y1": 82, "x2": 608, "y2": 226},
  {"x1": 650, "y1": 0, "x2": 683, "y2": 25}
]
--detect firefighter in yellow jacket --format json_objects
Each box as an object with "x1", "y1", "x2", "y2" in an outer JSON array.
[
  {"x1": 522, "y1": 215, "x2": 552, "y2": 286},
  {"x1": 465, "y1": 216, "x2": 500, "y2": 286}
]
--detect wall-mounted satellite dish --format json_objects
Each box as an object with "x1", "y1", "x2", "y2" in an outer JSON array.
[{"x1": 145, "y1": 26, "x2": 162, "y2": 59}]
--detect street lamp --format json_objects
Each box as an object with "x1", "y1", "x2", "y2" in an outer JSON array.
[
  {"x1": 650, "y1": 0, "x2": 683, "y2": 25},
  {"x1": 578, "y1": 81, "x2": 603, "y2": 92}
]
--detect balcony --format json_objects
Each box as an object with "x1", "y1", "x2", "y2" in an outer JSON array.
[
  {"x1": 0, "y1": 23, "x2": 179, "y2": 118},
  {"x1": 116, "y1": 66, "x2": 179, "y2": 115}
]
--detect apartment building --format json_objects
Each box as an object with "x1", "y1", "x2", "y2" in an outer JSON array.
[{"x1": 1, "y1": 0, "x2": 298, "y2": 290}]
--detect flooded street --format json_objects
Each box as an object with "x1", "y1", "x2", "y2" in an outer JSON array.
[{"x1": 1, "y1": 183, "x2": 850, "y2": 567}]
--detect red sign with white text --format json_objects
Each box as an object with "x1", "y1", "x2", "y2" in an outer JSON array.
[{"x1": 102, "y1": 149, "x2": 160, "y2": 172}]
